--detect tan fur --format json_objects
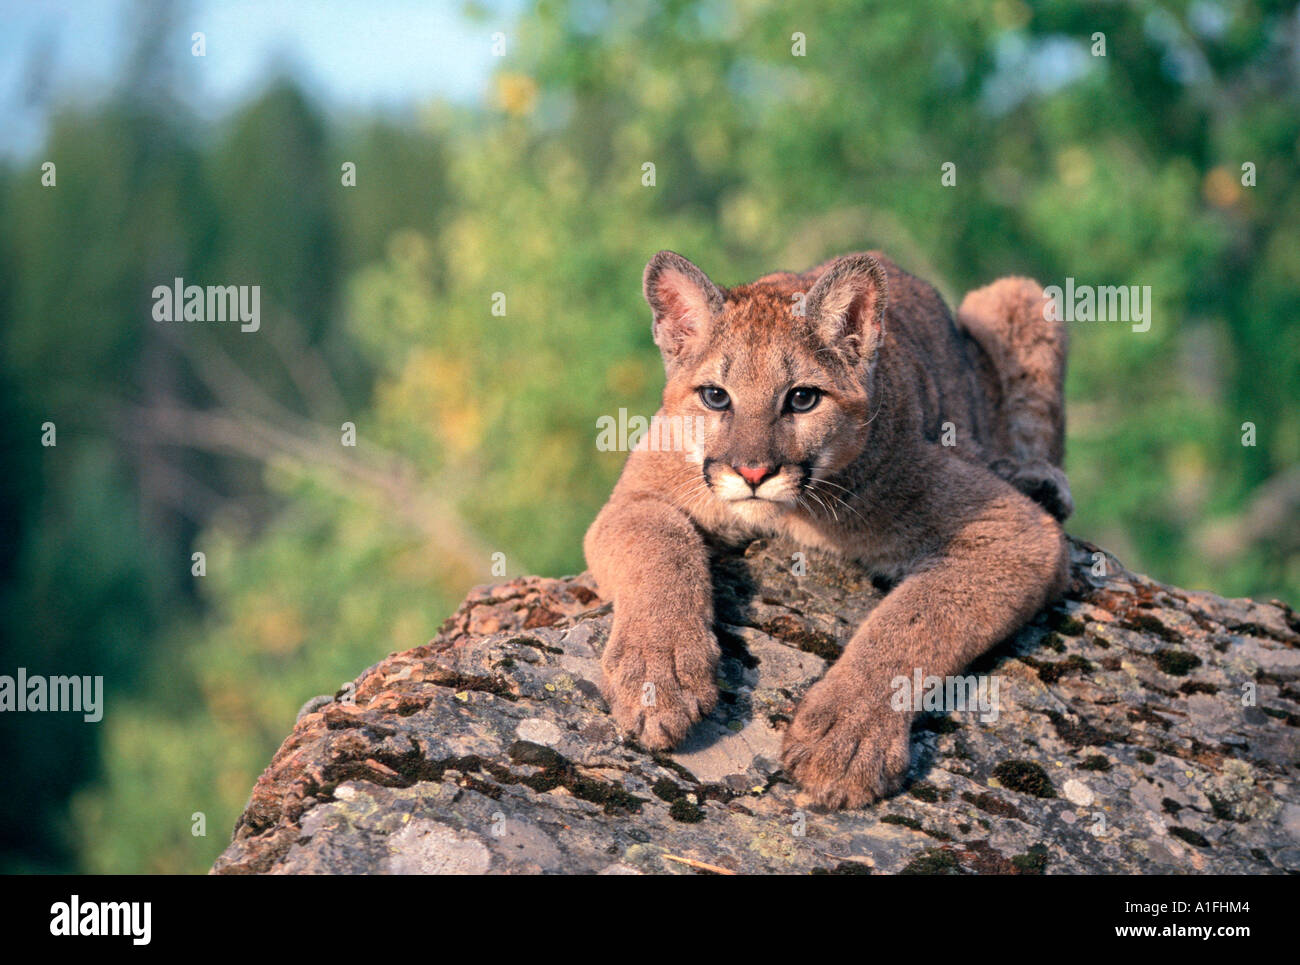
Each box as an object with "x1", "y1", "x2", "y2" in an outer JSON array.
[{"x1": 585, "y1": 250, "x2": 1072, "y2": 808}]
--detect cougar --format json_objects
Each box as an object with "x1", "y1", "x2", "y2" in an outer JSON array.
[{"x1": 584, "y1": 249, "x2": 1072, "y2": 807}]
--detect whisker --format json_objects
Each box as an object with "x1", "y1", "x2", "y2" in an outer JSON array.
[
  {"x1": 810, "y1": 479, "x2": 869, "y2": 527},
  {"x1": 665, "y1": 477, "x2": 705, "y2": 505},
  {"x1": 857, "y1": 399, "x2": 884, "y2": 432},
  {"x1": 671, "y1": 481, "x2": 709, "y2": 510},
  {"x1": 811, "y1": 476, "x2": 857, "y2": 497},
  {"x1": 672, "y1": 479, "x2": 713, "y2": 518},
  {"x1": 802, "y1": 485, "x2": 837, "y2": 523}
]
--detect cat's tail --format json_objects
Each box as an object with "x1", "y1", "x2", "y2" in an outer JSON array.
[{"x1": 957, "y1": 277, "x2": 1073, "y2": 521}]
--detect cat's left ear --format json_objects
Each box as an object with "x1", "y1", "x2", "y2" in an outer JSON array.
[
  {"x1": 644, "y1": 250, "x2": 725, "y2": 366},
  {"x1": 805, "y1": 253, "x2": 888, "y2": 363}
]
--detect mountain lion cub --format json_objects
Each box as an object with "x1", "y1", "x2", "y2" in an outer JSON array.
[{"x1": 584, "y1": 250, "x2": 1072, "y2": 808}]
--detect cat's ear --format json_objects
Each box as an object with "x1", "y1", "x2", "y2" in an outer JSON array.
[
  {"x1": 805, "y1": 253, "x2": 888, "y2": 363},
  {"x1": 644, "y1": 251, "x2": 724, "y2": 364}
]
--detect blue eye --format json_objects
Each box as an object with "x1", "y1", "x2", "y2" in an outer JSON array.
[
  {"x1": 786, "y1": 387, "x2": 821, "y2": 413},
  {"x1": 700, "y1": 386, "x2": 731, "y2": 410}
]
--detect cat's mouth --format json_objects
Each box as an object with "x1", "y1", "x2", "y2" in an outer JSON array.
[{"x1": 702, "y1": 458, "x2": 805, "y2": 508}]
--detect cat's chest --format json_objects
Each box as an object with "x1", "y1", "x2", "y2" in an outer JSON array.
[
  {"x1": 774, "y1": 513, "x2": 848, "y2": 555},
  {"x1": 774, "y1": 511, "x2": 915, "y2": 579},
  {"x1": 698, "y1": 501, "x2": 915, "y2": 579}
]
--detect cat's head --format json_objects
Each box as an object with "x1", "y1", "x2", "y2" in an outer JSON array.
[{"x1": 643, "y1": 250, "x2": 887, "y2": 522}]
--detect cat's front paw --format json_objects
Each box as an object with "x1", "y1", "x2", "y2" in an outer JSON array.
[
  {"x1": 781, "y1": 671, "x2": 911, "y2": 808},
  {"x1": 600, "y1": 618, "x2": 719, "y2": 750}
]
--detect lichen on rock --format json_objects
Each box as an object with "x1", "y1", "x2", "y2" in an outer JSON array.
[{"x1": 212, "y1": 537, "x2": 1300, "y2": 875}]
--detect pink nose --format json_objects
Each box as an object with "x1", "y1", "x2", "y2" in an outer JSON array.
[{"x1": 736, "y1": 464, "x2": 773, "y2": 486}]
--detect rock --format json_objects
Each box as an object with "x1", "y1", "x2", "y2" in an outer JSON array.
[
  {"x1": 1062, "y1": 779, "x2": 1095, "y2": 807},
  {"x1": 212, "y1": 537, "x2": 1300, "y2": 875}
]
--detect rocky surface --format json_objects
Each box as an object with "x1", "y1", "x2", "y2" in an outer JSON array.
[{"x1": 213, "y1": 537, "x2": 1300, "y2": 874}]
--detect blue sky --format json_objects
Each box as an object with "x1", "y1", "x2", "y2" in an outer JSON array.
[{"x1": 0, "y1": 0, "x2": 523, "y2": 157}]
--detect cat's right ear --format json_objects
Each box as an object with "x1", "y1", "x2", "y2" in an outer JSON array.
[
  {"x1": 644, "y1": 251, "x2": 724, "y2": 366},
  {"x1": 805, "y1": 253, "x2": 888, "y2": 365}
]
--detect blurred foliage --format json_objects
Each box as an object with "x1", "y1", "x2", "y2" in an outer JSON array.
[{"x1": 0, "y1": 0, "x2": 1297, "y2": 872}]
